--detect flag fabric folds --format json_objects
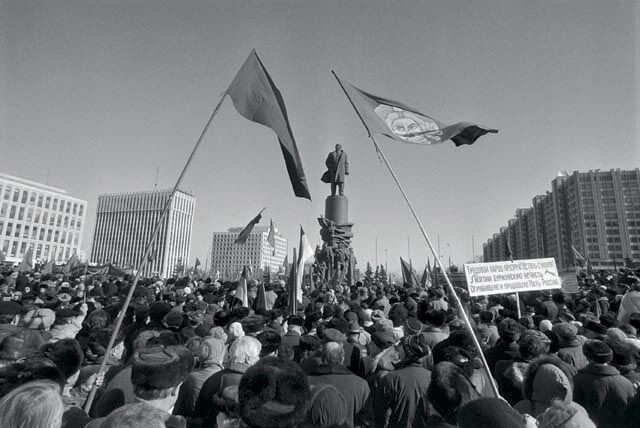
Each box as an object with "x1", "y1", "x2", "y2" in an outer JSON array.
[
  {"x1": 288, "y1": 247, "x2": 298, "y2": 315},
  {"x1": 195, "y1": 258, "x2": 201, "y2": 268},
  {"x1": 63, "y1": 253, "x2": 79, "y2": 275},
  {"x1": 256, "y1": 282, "x2": 268, "y2": 312},
  {"x1": 42, "y1": 260, "x2": 54, "y2": 275},
  {"x1": 234, "y1": 208, "x2": 265, "y2": 244},
  {"x1": 295, "y1": 226, "x2": 314, "y2": 305},
  {"x1": 267, "y1": 219, "x2": 276, "y2": 255},
  {"x1": 400, "y1": 257, "x2": 420, "y2": 287},
  {"x1": 18, "y1": 248, "x2": 33, "y2": 273},
  {"x1": 235, "y1": 266, "x2": 250, "y2": 307},
  {"x1": 228, "y1": 50, "x2": 311, "y2": 200},
  {"x1": 570, "y1": 245, "x2": 586, "y2": 268},
  {"x1": 336, "y1": 76, "x2": 497, "y2": 147}
]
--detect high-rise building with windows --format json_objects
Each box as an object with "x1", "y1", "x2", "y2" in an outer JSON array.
[
  {"x1": 90, "y1": 189, "x2": 195, "y2": 278},
  {"x1": 483, "y1": 169, "x2": 640, "y2": 271},
  {"x1": 0, "y1": 172, "x2": 87, "y2": 264},
  {"x1": 211, "y1": 226, "x2": 288, "y2": 279}
]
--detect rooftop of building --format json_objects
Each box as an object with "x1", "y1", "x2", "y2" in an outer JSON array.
[{"x1": 97, "y1": 188, "x2": 194, "y2": 198}]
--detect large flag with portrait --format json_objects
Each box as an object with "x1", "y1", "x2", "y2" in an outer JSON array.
[{"x1": 337, "y1": 77, "x2": 498, "y2": 146}]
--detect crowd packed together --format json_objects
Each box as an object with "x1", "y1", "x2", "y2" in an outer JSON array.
[{"x1": 1, "y1": 266, "x2": 640, "y2": 428}]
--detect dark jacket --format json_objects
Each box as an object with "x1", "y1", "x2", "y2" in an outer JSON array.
[
  {"x1": 324, "y1": 149, "x2": 349, "y2": 184},
  {"x1": 557, "y1": 338, "x2": 588, "y2": 371},
  {"x1": 484, "y1": 340, "x2": 519, "y2": 374},
  {"x1": 374, "y1": 362, "x2": 430, "y2": 428},
  {"x1": 193, "y1": 362, "x2": 250, "y2": 427},
  {"x1": 308, "y1": 364, "x2": 372, "y2": 428},
  {"x1": 573, "y1": 363, "x2": 635, "y2": 428}
]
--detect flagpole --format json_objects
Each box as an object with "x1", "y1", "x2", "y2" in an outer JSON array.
[
  {"x1": 84, "y1": 88, "x2": 229, "y2": 413},
  {"x1": 332, "y1": 70, "x2": 500, "y2": 398}
]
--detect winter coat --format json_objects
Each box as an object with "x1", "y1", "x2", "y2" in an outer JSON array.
[
  {"x1": 573, "y1": 363, "x2": 635, "y2": 428},
  {"x1": 422, "y1": 327, "x2": 449, "y2": 351},
  {"x1": 374, "y1": 361, "x2": 431, "y2": 428},
  {"x1": 86, "y1": 400, "x2": 187, "y2": 428},
  {"x1": 514, "y1": 355, "x2": 580, "y2": 417},
  {"x1": 557, "y1": 338, "x2": 588, "y2": 371},
  {"x1": 308, "y1": 363, "x2": 372, "y2": 427},
  {"x1": 173, "y1": 364, "x2": 223, "y2": 417},
  {"x1": 494, "y1": 358, "x2": 529, "y2": 405},
  {"x1": 324, "y1": 149, "x2": 349, "y2": 184},
  {"x1": 193, "y1": 362, "x2": 249, "y2": 427},
  {"x1": 618, "y1": 290, "x2": 640, "y2": 325},
  {"x1": 484, "y1": 340, "x2": 519, "y2": 374},
  {"x1": 50, "y1": 313, "x2": 86, "y2": 341}
]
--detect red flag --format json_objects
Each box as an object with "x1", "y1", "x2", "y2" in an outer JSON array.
[
  {"x1": 267, "y1": 219, "x2": 276, "y2": 255},
  {"x1": 42, "y1": 260, "x2": 54, "y2": 275},
  {"x1": 234, "y1": 208, "x2": 265, "y2": 244},
  {"x1": 63, "y1": 252, "x2": 79, "y2": 275},
  {"x1": 400, "y1": 257, "x2": 420, "y2": 287},
  {"x1": 337, "y1": 76, "x2": 497, "y2": 146},
  {"x1": 256, "y1": 282, "x2": 268, "y2": 312},
  {"x1": 228, "y1": 51, "x2": 311, "y2": 200}
]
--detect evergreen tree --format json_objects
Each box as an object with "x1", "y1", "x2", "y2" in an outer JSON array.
[
  {"x1": 377, "y1": 264, "x2": 388, "y2": 286},
  {"x1": 364, "y1": 262, "x2": 374, "y2": 286}
]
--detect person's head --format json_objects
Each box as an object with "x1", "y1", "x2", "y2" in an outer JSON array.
[
  {"x1": 583, "y1": 339, "x2": 613, "y2": 365},
  {"x1": 185, "y1": 336, "x2": 226, "y2": 369},
  {"x1": 321, "y1": 342, "x2": 345, "y2": 366},
  {"x1": 398, "y1": 332, "x2": 430, "y2": 363},
  {"x1": 498, "y1": 318, "x2": 521, "y2": 344},
  {"x1": 518, "y1": 334, "x2": 549, "y2": 361},
  {"x1": 225, "y1": 336, "x2": 262, "y2": 367},
  {"x1": 0, "y1": 329, "x2": 46, "y2": 365},
  {"x1": 0, "y1": 357, "x2": 65, "y2": 397},
  {"x1": 536, "y1": 399, "x2": 596, "y2": 428},
  {"x1": 427, "y1": 362, "x2": 480, "y2": 424},
  {"x1": 228, "y1": 322, "x2": 245, "y2": 341},
  {"x1": 0, "y1": 380, "x2": 64, "y2": 428},
  {"x1": 335, "y1": 143, "x2": 342, "y2": 151},
  {"x1": 238, "y1": 356, "x2": 311, "y2": 428},
  {"x1": 36, "y1": 339, "x2": 84, "y2": 384},
  {"x1": 458, "y1": 397, "x2": 531, "y2": 428},
  {"x1": 552, "y1": 323, "x2": 578, "y2": 346},
  {"x1": 298, "y1": 335, "x2": 321, "y2": 360},
  {"x1": 131, "y1": 346, "x2": 190, "y2": 411},
  {"x1": 303, "y1": 384, "x2": 349, "y2": 428},
  {"x1": 89, "y1": 402, "x2": 166, "y2": 428},
  {"x1": 257, "y1": 330, "x2": 282, "y2": 358}
]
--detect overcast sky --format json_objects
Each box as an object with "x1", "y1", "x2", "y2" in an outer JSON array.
[{"x1": 1, "y1": 0, "x2": 638, "y2": 274}]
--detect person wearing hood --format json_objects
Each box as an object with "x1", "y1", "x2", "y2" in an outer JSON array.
[
  {"x1": 573, "y1": 339, "x2": 635, "y2": 428},
  {"x1": 173, "y1": 336, "x2": 225, "y2": 418},
  {"x1": 514, "y1": 355, "x2": 580, "y2": 417},
  {"x1": 536, "y1": 399, "x2": 596, "y2": 428}
]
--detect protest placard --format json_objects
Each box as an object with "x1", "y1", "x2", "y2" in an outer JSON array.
[{"x1": 464, "y1": 258, "x2": 562, "y2": 297}]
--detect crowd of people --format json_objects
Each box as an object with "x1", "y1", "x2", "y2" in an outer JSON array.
[{"x1": 1, "y1": 264, "x2": 640, "y2": 427}]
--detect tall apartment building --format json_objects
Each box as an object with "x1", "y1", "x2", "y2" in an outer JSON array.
[
  {"x1": 483, "y1": 169, "x2": 640, "y2": 271},
  {"x1": 91, "y1": 189, "x2": 195, "y2": 278},
  {"x1": 0, "y1": 172, "x2": 87, "y2": 264},
  {"x1": 211, "y1": 226, "x2": 288, "y2": 279}
]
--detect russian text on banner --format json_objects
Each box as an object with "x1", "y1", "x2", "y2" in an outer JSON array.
[{"x1": 464, "y1": 258, "x2": 562, "y2": 297}]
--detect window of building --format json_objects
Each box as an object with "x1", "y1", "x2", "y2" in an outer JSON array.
[
  {"x1": 10, "y1": 241, "x2": 18, "y2": 257},
  {"x1": 14, "y1": 224, "x2": 21, "y2": 238},
  {"x1": 20, "y1": 191, "x2": 28, "y2": 204},
  {"x1": 12, "y1": 190, "x2": 19, "y2": 202},
  {"x1": 3, "y1": 187, "x2": 11, "y2": 200},
  {"x1": 39, "y1": 229, "x2": 44, "y2": 240},
  {"x1": 36, "y1": 244, "x2": 42, "y2": 259},
  {"x1": 56, "y1": 216, "x2": 61, "y2": 227},
  {"x1": 0, "y1": 203, "x2": 7, "y2": 217},
  {"x1": 31, "y1": 227, "x2": 37, "y2": 240},
  {"x1": 49, "y1": 213, "x2": 55, "y2": 226},
  {"x1": 9, "y1": 205, "x2": 16, "y2": 219},
  {"x1": 46, "y1": 230, "x2": 52, "y2": 242},
  {"x1": 18, "y1": 207, "x2": 24, "y2": 221},
  {"x1": 29, "y1": 193, "x2": 36, "y2": 205},
  {"x1": 45, "y1": 196, "x2": 51, "y2": 209},
  {"x1": 72, "y1": 203, "x2": 77, "y2": 215},
  {"x1": 19, "y1": 242, "x2": 26, "y2": 256},
  {"x1": 37, "y1": 195, "x2": 43, "y2": 207},
  {"x1": 52, "y1": 199, "x2": 58, "y2": 211},
  {"x1": 54, "y1": 230, "x2": 59, "y2": 243},
  {"x1": 79, "y1": 205, "x2": 84, "y2": 216},
  {"x1": 23, "y1": 226, "x2": 29, "y2": 239}
]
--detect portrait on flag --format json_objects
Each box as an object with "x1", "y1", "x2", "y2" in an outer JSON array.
[{"x1": 374, "y1": 105, "x2": 444, "y2": 145}]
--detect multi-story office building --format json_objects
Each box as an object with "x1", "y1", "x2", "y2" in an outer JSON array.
[
  {"x1": 90, "y1": 189, "x2": 195, "y2": 278},
  {"x1": 0, "y1": 172, "x2": 87, "y2": 264},
  {"x1": 211, "y1": 226, "x2": 288, "y2": 279},
  {"x1": 483, "y1": 169, "x2": 640, "y2": 271}
]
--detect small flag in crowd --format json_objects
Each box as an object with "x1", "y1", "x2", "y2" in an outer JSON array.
[
  {"x1": 420, "y1": 264, "x2": 431, "y2": 288},
  {"x1": 255, "y1": 282, "x2": 268, "y2": 312},
  {"x1": 295, "y1": 226, "x2": 314, "y2": 304},
  {"x1": 18, "y1": 247, "x2": 33, "y2": 273},
  {"x1": 42, "y1": 260, "x2": 54, "y2": 275},
  {"x1": 195, "y1": 258, "x2": 201, "y2": 268},
  {"x1": 336, "y1": 76, "x2": 498, "y2": 146},
  {"x1": 400, "y1": 257, "x2": 420, "y2": 287},
  {"x1": 235, "y1": 266, "x2": 250, "y2": 307},
  {"x1": 570, "y1": 244, "x2": 586, "y2": 268},
  {"x1": 63, "y1": 252, "x2": 79, "y2": 275},
  {"x1": 228, "y1": 50, "x2": 312, "y2": 200},
  {"x1": 267, "y1": 219, "x2": 276, "y2": 255},
  {"x1": 288, "y1": 247, "x2": 298, "y2": 314},
  {"x1": 234, "y1": 208, "x2": 265, "y2": 244}
]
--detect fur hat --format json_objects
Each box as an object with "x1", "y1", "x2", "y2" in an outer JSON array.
[
  {"x1": 238, "y1": 356, "x2": 311, "y2": 428},
  {"x1": 257, "y1": 330, "x2": 282, "y2": 357},
  {"x1": 552, "y1": 323, "x2": 578, "y2": 341},
  {"x1": 427, "y1": 361, "x2": 480, "y2": 424},
  {"x1": 131, "y1": 346, "x2": 188, "y2": 389},
  {"x1": 537, "y1": 400, "x2": 596, "y2": 428},
  {"x1": 38, "y1": 338, "x2": 84, "y2": 379},
  {"x1": 388, "y1": 304, "x2": 408, "y2": 327},
  {"x1": 425, "y1": 309, "x2": 447, "y2": 327},
  {"x1": 242, "y1": 315, "x2": 266, "y2": 334},
  {"x1": 22, "y1": 308, "x2": 56, "y2": 330},
  {"x1": 585, "y1": 321, "x2": 607, "y2": 336},
  {"x1": 608, "y1": 340, "x2": 635, "y2": 367},
  {"x1": 0, "y1": 329, "x2": 45, "y2": 361},
  {"x1": 583, "y1": 339, "x2": 613, "y2": 364},
  {"x1": 288, "y1": 315, "x2": 304, "y2": 327},
  {"x1": 165, "y1": 311, "x2": 183, "y2": 329},
  {"x1": 148, "y1": 302, "x2": 172, "y2": 320},
  {"x1": 405, "y1": 318, "x2": 423, "y2": 335},
  {"x1": 498, "y1": 318, "x2": 521, "y2": 342},
  {"x1": 371, "y1": 331, "x2": 397, "y2": 350},
  {"x1": 322, "y1": 328, "x2": 346, "y2": 343},
  {"x1": 458, "y1": 397, "x2": 527, "y2": 428}
]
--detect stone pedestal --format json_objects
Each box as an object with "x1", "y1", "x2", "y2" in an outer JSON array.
[
  {"x1": 314, "y1": 195, "x2": 356, "y2": 287},
  {"x1": 325, "y1": 195, "x2": 348, "y2": 224}
]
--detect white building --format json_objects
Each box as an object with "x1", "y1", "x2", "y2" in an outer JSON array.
[
  {"x1": 90, "y1": 189, "x2": 195, "y2": 278},
  {"x1": 0, "y1": 172, "x2": 88, "y2": 264},
  {"x1": 211, "y1": 226, "x2": 288, "y2": 279}
]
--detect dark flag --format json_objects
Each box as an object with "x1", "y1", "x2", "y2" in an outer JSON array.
[
  {"x1": 256, "y1": 282, "x2": 268, "y2": 312},
  {"x1": 400, "y1": 257, "x2": 420, "y2": 287},
  {"x1": 18, "y1": 247, "x2": 33, "y2": 273},
  {"x1": 63, "y1": 253, "x2": 79, "y2": 275},
  {"x1": 235, "y1": 266, "x2": 250, "y2": 307},
  {"x1": 42, "y1": 260, "x2": 54, "y2": 275},
  {"x1": 234, "y1": 208, "x2": 265, "y2": 244},
  {"x1": 288, "y1": 247, "x2": 298, "y2": 315},
  {"x1": 195, "y1": 258, "x2": 201, "y2": 268},
  {"x1": 420, "y1": 264, "x2": 430, "y2": 288},
  {"x1": 228, "y1": 50, "x2": 311, "y2": 200},
  {"x1": 505, "y1": 234, "x2": 513, "y2": 262},
  {"x1": 267, "y1": 219, "x2": 276, "y2": 255},
  {"x1": 336, "y1": 76, "x2": 497, "y2": 146}
]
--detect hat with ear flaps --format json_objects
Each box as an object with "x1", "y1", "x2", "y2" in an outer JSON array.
[
  {"x1": 238, "y1": 356, "x2": 311, "y2": 428},
  {"x1": 131, "y1": 346, "x2": 188, "y2": 389}
]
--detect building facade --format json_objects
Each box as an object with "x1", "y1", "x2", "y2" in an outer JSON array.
[
  {"x1": 90, "y1": 189, "x2": 195, "y2": 278},
  {"x1": 0, "y1": 172, "x2": 87, "y2": 264},
  {"x1": 211, "y1": 226, "x2": 288, "y2": 279},
  {"x1": 483, "y1": 169, "x2": 640, "y2": 271}
]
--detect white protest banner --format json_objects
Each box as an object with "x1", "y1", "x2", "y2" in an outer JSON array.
[{"x1": 464, "y1": 258, "x2": 562, "y2": 297}]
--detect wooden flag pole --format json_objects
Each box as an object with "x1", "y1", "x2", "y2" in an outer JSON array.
[
  {"x1": 332, "y1": 70, "x2": 501, "y2": 398},
  {"x1": 83, "y1": 88, "x2": 229, "y2": 412}
]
